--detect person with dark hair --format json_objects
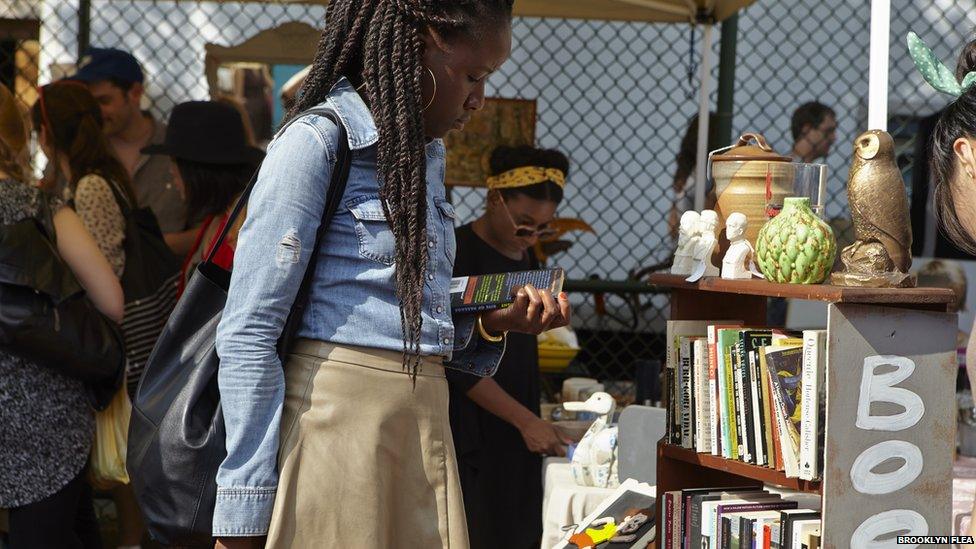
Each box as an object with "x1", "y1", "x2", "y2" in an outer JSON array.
[
  {"x1": 70, "y1": 47, "x2": 190, "y2": 251},
  {"x1": 0, "y1": 82, "x2": 123, "y2": 549},
  {"x1": 910, "y1": 38, "x2": 976, "y2": 259},
  {"x1": 911, "y1": 30, "x2": 976, "y2": 543},
  {"x1": 212, "y1": 2, "x2": 570, "y2": 547},
  {"x1": 790, "y1": 101, "x2": 837, "y2": 163},
  {"x1": 141, "y1": 101, "x2": 264, "y2": 296},
  {"x1": 31, "y1": 81, "x2": 132, "y2": 279},
  {"x1": 927, "y1": 67, "x2": 976, "y2": 260},
  {"x1": 447, "y1": 144, "x2": 571, "y2": 549},
  {"x1": 766, "y1": 102, "x2": 838, "y2": 326},
  {"x1": 30, "y1": 79, "x2": 149, "y2": 549},
  {"x1": 669, "y1": 112, "x2": 718, "y2": 241}
]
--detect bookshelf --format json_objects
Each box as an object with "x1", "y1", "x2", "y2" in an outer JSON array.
[
  {"x1": 649, "y1": 274, "x2": 957, "y2": 548},
  {"x1": 659, "y1": 444, "x2": 821, "y2": 494}
]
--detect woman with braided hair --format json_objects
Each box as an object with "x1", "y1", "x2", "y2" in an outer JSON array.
[{"x1": 214, "y1": 1, "x2": 571, "y2": 547}]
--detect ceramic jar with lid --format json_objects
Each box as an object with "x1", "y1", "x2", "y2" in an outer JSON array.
[{"x1": 711, "y1": 132, "x2": 794, "y2": 248}]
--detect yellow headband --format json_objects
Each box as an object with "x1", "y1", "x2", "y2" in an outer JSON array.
[{"x1": 485, "y1": 166, "x2": 566, "y2": 190}]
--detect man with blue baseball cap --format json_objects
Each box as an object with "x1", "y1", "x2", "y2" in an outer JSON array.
[
  {"x1": 72, "y1": 47, "x2": 191, "y2": 251},
  {"x1": 73, "y1": 49, "x2": 193, "y2": 548}
]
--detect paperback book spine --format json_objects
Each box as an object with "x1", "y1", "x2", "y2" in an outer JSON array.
[
  {"x1": 724, "y1": 340, "x2": 740, "y2": 460},
  {"x1": 799, "y1": 330, "x2": 826, "y2": 481},
  {"x1": 708, "y1": 326, "x2": 722, "y2": 456},
  {"x1": 694, "y1": 339, "x2": 712, "y2": 453},
  {"x1": 680, "y1": 337, "x2": 694, "y2": 448}
]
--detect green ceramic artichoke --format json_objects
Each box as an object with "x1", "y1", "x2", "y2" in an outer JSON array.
[{"x1": 755, "y1": 197, "x2": 837, "y2": 284}]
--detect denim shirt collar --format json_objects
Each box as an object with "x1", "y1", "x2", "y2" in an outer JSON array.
[
  {"x1": 328, "y1": 77, "x2": 379, "y2": 150},
  {"x1": 328, "y1": 77, "x2": 445, "y2": 158}
]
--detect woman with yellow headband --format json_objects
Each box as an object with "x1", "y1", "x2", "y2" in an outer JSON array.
[{"x1": 447, "y1": 144, "x2": 572, "y2": 549}]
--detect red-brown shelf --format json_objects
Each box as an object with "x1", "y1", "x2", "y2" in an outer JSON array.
[
  {"x1": 648, "y1": 273, "x2": 954, "y2": 308},
  {"x1": 659, "y1": 443, "x2": 822, "y2": 494}
]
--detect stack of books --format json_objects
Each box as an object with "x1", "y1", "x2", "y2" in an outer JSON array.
[
  {"x1": 665, "y1": 321, "x2": 828, "y2": 481},
  {"x1": 662, "y1": 486, "x2": 822, "y2": 549}
]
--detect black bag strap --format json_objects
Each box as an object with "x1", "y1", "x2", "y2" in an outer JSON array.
[
  {"x1": 206, "y1": 106, "x2": 348, "y2": 265},
  {"x1": 277, "y1": 110, "x2": 351, "y2": 355},
  {"x1": 192, "y1": 106, "x2": 351, "y2": 356},
  {"x1": 98, "y1": 173, "x2": 135, "y2": 219}
]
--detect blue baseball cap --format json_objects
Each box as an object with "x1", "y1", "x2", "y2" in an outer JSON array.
[{"x1": 72, "y1": 47, "x2": 144, "y2": 85}]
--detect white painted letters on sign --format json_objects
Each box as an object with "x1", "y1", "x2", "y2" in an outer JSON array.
[
  {"x1": 850, "y1": 355, "x2": 929, "y2": 547},
  {"x1": 850, "y1": 509, "x2": 928, "y2": 549},
  {"x1": 856, "y1": 355, "x2": 925, "y2": 432},
  {"x1": 849, "y1": 440, "x2": 924, "y2": 495}
]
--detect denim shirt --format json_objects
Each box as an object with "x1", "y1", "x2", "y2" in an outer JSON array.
[{"x1": 213, "y1": 78, "x2": 505, "y2": 536}]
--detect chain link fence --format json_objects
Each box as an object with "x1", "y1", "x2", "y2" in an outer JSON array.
[{"x1": 2, "y1": 0, "x2": 974, "y2": 401}]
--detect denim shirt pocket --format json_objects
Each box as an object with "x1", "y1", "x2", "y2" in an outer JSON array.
[
  {"x1": 434, "y1": 198, "x2": 457, "y2": 267},
  {"x1": 347, "y1": 195, "x2": 395, "y2": 265}
]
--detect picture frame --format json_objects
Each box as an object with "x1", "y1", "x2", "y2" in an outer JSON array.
[{"x1": 444, "y1": 96, "x2": 536, "y2": 187}]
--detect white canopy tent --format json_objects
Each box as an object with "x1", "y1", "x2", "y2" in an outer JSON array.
[
  {"x1": 511, "y1": 0, "x2": 754, "y2": 211},
  {"x1": 189, "y1": 0, "x2": 754, "y2": 23},
  {"x1": 868, "y1": 0, "x2": 890, "y2": 132}
]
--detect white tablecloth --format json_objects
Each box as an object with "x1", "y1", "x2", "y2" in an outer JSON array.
[
  {"x1": 541, "y1": 461, "x2": 618, "y2": 549},
  {"x1": 540, "y1": 456, "x2": 976, "y2": 547}
]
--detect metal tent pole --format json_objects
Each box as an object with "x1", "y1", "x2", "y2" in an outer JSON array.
[
  {"x1": 868, "y1": 0, "x2": 890, "y2": 131},
  {"x1": 694, "y1": 22, "x2": 714, "y2": 212},
  {"x1": 78, "y1": 0, "x2": 91, "y2": 58},
  {"x1": 715, "y1": 13, "x2": 739, "y2": 147}
]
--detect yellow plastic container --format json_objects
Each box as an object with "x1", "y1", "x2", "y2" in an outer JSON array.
[{"x1": 538, "y1": 343, "x2": 579, "y2": 373}]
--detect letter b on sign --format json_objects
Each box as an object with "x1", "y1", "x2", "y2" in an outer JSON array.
[{"x1": 856, "y1": 355, "x2": 924, "y2": 432}]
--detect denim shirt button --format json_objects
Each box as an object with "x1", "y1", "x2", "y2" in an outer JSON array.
[
  {"x1": 427, "y1": 273, "x2": 434, "y2": 281},
  {"x1": 436, "y1": 306, "x2": 444, "y2": 314},
  {"x1": 442, "y1": 337, "x2": 451, "y2": 345},
  {"x1": 428, "y1": 240, "x2": 435, "y2": 248}
]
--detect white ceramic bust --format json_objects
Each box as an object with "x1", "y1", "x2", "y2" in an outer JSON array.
[
  {"x1": 686, "y1": 210, "x2": 720, "y2": 282},
  {"x1": 722, "y1": 212, "x2": 755, "y2": 279},
  {"x1": 671, "y1": 210, "x2": 701, "y2": 276}
]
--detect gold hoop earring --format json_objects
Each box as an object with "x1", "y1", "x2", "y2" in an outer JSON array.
[{"x1": 423, "y1": 66, "x2": 437, "y2": 112}]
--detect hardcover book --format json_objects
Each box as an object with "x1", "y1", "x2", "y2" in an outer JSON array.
[
  {"x1": 717, "y1": 328, "x2": 745, "y2": 459},
  {"x1": 707, "y1": 323, "x2": 743, "y2": 456},
  {"x1": 694, "y1": 338, "x2": 712, "y2": 452},
  {"x1": 738, "y1": 330, "x2": 773, "y2": 464}
]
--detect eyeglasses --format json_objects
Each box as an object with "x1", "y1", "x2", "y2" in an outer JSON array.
[{"x1": 497, "y1": 194, "x2": 558, "y2": 239}]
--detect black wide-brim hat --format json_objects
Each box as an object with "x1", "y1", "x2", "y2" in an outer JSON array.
[{"x1": 142, "y1": 100, "x2": 265, "y2": 165}]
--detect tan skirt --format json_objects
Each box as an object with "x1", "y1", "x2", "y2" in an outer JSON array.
[{"x1": 266, "y1": 340, "x2": 469, "y2": 549}]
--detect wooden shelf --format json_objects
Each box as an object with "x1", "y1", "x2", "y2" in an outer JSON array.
[
  {"x1": 654, "y1": 274, "x2": 956, "y2": 545},
  {"x1": 659, "y1": 443, "x2": 822, "y2": 494},
  {"x1": 648, "y1": 273, "x2": 954, "y2": 308}
]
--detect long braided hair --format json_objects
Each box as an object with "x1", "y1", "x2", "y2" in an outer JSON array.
[{"x1": 289, "y1": 0, "x2": 513, "y2": 375}]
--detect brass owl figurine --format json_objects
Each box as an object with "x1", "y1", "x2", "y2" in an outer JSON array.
[{"x1": 831, "y1": 130, "x2": 915, "y2": 287}]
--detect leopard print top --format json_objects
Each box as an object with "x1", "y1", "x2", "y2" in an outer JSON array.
[{"x1": 67, "y1": 174, "x2": 126, "y2": 278}]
